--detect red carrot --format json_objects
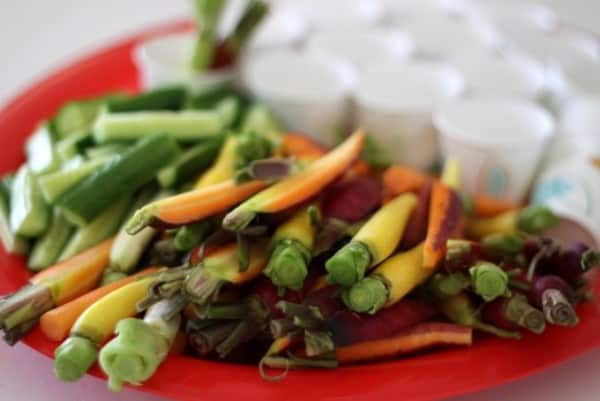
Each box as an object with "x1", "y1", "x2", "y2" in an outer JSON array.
[
  {"x1": 423, "y1": 182, "x2": 463, "y2": 269},
  {"x1": 399, "y1": 179, "x2": 433, "y2": 250},
  {"x1": 336, "y1": 323, "x2": 472, "y2": 363},
  {"x1": 325, "y1": 299, "x2": 438, "y2": 347}
]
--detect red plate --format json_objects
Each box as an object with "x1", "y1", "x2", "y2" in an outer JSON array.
[{"x1": 1, "y1": 20, "x2": 600, "y2": 401}]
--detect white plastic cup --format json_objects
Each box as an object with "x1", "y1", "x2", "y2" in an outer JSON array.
[
  {"x1": 355, "y1": 60, "x2": 464, "y2": 170},
  {"x1": 451, "y1": 49, "x2": 545, "y2": 100},
  {"x1": 400, "y1": 8, "x2": 502, "y2": 59},
  {"x1": 242, "y1": 50, "x2": 356, "y2": 145},
  {"x1": 434, "y1": 97, "x2": 555, "y2": 203},
  {"x1": 285, "y1": 0, "x2": 384, "y2": 31},
  {"x1": 532, "y1": 160, "x2": 600, "y2": 247},
  {"x1": 134, "y1": 32, "x2": 235, "y2": 93},
  {"x1": 306, "y1": 28, "x2": 414, "y2": 70},
  {"x1": 474, "y1": 1, "x2": 558, "y2": 33},
  {"x1": 543, "y1": 95, "x2": 600, "y2": 167}
]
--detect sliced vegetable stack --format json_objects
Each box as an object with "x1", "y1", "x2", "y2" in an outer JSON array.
[{"x1": 0, "y1": 84, "x2": 598, "y2": 393}]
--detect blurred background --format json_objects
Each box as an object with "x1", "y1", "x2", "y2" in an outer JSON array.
[{"x1": 0, "y1": 1, "x2": 599, "y2": 401}]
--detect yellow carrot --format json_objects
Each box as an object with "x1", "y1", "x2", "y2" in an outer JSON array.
[
  {"x1": 53, "y1": 276, "x2": 156, "y2": 382},
  {"x1": 223, "y1": 130, "x2": 365, "y2": 231},
  {"x1": 184, "y1": 240, "x2": 269, "y2": 304},
  {"x1": 326, "y1": 193, "x2": 417, "y2": 287},
  {"x1": 126, "y1": 179, "x2": 266, "y2": 234},
  {"x1": 343, "y1": 243, "x2": 432, "y2": 313},
  {"x1": 264, "y1": 205, "x2": 317, "y2": 290},
  {"x1": 40, "y1": 267, "x2": 161, "y2": 342},
  {"x1": 195, "y1": 135, "x2": 238, "y2": 188}
]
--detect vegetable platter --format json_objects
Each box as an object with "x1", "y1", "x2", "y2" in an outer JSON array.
[{"x1": 1, "y1": 18, "x2": 600, "y2": 401}]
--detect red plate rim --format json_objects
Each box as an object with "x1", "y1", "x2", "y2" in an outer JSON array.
[{"x1": 1, "y1": 19, "x2": 600, "y2": 401}]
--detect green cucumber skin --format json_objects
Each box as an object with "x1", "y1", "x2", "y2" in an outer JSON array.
[
  {"x1": 52, "y1": 93, "x2": 125, "y2": 139},
  {"x1": 157, "y1": 139, "x2": 222, "y2": 188},
  {"x1": 93, "y1": 111, "x2": 223, "y2": 143},
  {"x1": 0, "y1": 176, "x2": 29, "y2": 254},
  {"x1": 9, "y1": 166, "x2": 50, "y2": 237},
  {"x1": 26, "y1": 124, "x2": 60, "y2": 175},
  {"x1": 58, "y1": 196, "x2": 131, "y2": 261},
  {"x1": 28, "y1": 211, "x2": 74, "y2": 271},
  {"x1": 56, "y1": 135, "x2": 179, "y2": 226},
  {"x1": 55, "y1": 132, "x2": 94, "y2": 162},
  {"x1": 85, "y1": 144, "x2": 127, "y2": 160},
  {"x1": 215, "y1": 97, "x2": 241, "y2": 128},
  {"x1": 106, "y1": 86, "x2": 187, "y2": 113},
  {"x1": 38, "y1": 156, "x2": 112, "y2": 204}
]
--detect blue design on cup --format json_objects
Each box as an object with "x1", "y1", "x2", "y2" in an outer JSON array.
[
  {"x1": 485, "y1": 166, "x2": 508, "y2": 198},
  {"x1": 532, "y1": 178, "x2": 574, "y2": 205}
]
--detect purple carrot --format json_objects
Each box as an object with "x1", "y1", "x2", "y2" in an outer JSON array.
[
  {"x1": 399, "y1": 180, "x2": 433, "y2": 250},
  {"x1": 529, "y1": 275, "x2": 578, "y2": 326},
  {"x1": 324, "y1": 299, "x2": 437, "y2": 347},
  {"x1": 551, "y1": 242, "x2": 598, "y2": 285},
  {"x1": 483, "y1": 294, "x2": 546, "y2": 334}
]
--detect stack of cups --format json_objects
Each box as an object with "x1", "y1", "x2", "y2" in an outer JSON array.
[
  {"x1": 533, "y1": 95, "x2": 600, "y2": 246},
  {"x1": 356, "y1": 60, "x2": 464, "y2": 170},
  {"x1": 242, "y1": 49, "x2": 356, "y2": 145}
]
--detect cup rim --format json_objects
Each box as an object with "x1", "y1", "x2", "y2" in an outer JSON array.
[
  {"x1": 306, "y1": 28, "x2": 415, "y2": 65},
  {"x1": 242, "y1": 49, "x2": 357, "y2": 105},
  {"x1": 433, "y1": 96, "x2": 555, "y2": 148},
  {"x1": 134, "y1": 31, "x2": 235, "y2": 77},
  {"x1": 356, "y1": 60, "x2": 465, "y2": 113},
  {"x1": 450, "y1": 50, "x2": 546, "y2": 98}
]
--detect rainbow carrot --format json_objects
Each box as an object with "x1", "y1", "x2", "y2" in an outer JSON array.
[
  {"x1": 382, "y1": 165, "x2": 429, "y2": 196},
  {"x1": 40, "y1": 267, "x2": 161, "y2": 342},
  {"x1": 0, "y1": 238, "x2": 114, "y2": 344},
  {"x1": 335, "y1": 323, "x2": 472, "y2": 363},
  {"x1": 223, "y1": 131, "x2": 365, "y2": 231},
  {"x1": 474, "y1": 193, "x2": 518, "y2": 218},
  {"x1": 423, "y1": 182, "x2": 462, "y2": 269},
  {"x1": 126, "y1": 179, "x2": 266, "y2": 234}
]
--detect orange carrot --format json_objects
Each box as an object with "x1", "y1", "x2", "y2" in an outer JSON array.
[
  {"x1": 223, "y1": 131, "x2": 365, "y2": 231},
  {"x1": 336, "y1": 323, "x2": 472, "y2": 363},
  {"x1": 0, "y1": 239, "x2": 115, "y2": 344},
  {"x1": 383, "y1": 165, "x2": 429, "y2": 196},
  {"x1": 282, "y1": 133, "x2": 327, "y2": 160},
  {"x1": 39, "y1": 267, "x2": 161, "y2": 342},
  {"x1": 423, "y1": 182, "x2": 463, "y2": 269},
  {"x1": 126, "y1": 179, "x2": 267, "y2": 234},
  {"x1": 31, "y1": 238, "x2": 115, "y2": 305},
  {"x1": 474, "y1": 193, "x2": 518, "y2": 218}
]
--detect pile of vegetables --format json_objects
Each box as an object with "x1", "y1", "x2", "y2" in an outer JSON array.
[{"x1": 0, "y1": 84, "x2": 598, "y2": 392}]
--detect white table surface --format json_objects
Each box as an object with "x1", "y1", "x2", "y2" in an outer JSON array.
[{"x1": 1, "y1": 1, "x2": 599, "y2": 400}]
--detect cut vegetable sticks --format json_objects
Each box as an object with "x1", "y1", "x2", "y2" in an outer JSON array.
[
  {"x1": 126, "y1": 179, "x2": 266, "y2": 234},
  {"x1": 40, "y1": 267, "x2": 161, "y2": 342},
  {"x1": 223, "y1": 131, "x2": 365, "y2": 231},
  {"x1": 336, "y1": 323, "x2": 472, "y2": 363},
  {"x1": 423, "y1": 182, "x2": 462, "y2": 269}
]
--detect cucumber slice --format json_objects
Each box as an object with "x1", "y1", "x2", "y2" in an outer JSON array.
[
  {"x1": 93, "y1": 110, "x2": 224, "y2": 143},
  {"x1": 56, "y1": 135, "x2": 180, "y2": 226},
  {"x1": 28, "y1": 210, "x2": 73, "y2": 271},
  {"x1": 9, "y1": 166, "x2": 50, "y2": 237},
  {"x1": 26, "y1": 124, "x2": 60, "y2": 175},
  {"x1": 58, "y1": 196, "x2": 131, "y2": 261}
]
